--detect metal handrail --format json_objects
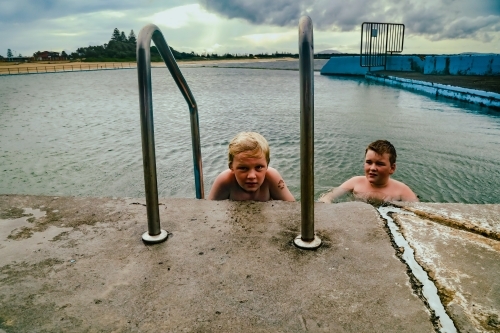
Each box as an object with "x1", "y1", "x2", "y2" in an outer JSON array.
[
  {"x1": 294, "y1": 16, "x2": 321, "y2": 250},
  {"x1": 137, "y1": 24, "x2": 204, "y2": 244},
  {"x1": 360, "y1": 22, "x2": 405, "y2": 70}
]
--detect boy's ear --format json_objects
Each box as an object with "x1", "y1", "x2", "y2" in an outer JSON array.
[
  {"x1": 390, "y1": 163, "x2": 396, "y2": 174},
  {"x1": 229, "y1": 162, "x2": 234, "y2": 171}
]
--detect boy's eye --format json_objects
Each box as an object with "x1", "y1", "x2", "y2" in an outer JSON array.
[{"x1": 256, "y1": 166, "x2": 265, "y2": 170}]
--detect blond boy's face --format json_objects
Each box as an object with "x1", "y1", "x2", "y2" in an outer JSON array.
[
  {"x1": 230, "y1": 151, "x2": 268, "y2": 192},
  {"x1": 364, "y1": 150, "x2": 395, "y2": 186}
]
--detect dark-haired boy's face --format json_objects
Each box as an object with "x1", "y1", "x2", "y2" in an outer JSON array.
[{"x1": 364, "y1": 150, "x2": 395, "y2": 186}]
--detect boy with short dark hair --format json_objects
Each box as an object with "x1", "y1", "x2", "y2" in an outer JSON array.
[
  {"x1": 319, "y1": 140, "x2": 418, "y2": 203},
  {"x1": 208, "y1": 132, "x2": 295, "y2": 202}
]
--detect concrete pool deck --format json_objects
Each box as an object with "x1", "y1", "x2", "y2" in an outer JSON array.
[
  {"x1": 1, "y1": 195, "x2": 499, "y2": 332},
  {"x1": 369, "y1": 71, "x2": 500, "y2": 94},
  {"x1": 365, "y1": 71, "x2": 500, "y2": 110}
]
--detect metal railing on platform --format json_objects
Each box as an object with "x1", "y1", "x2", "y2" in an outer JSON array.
[
  {"x1": 360, "y1": 22, "x2": 405, "y2": 70},
  {"x1": 137, "y1": 17, "x2": 320, "y2": 250},
  {"x1": 137, "y1": 24, "x2": 204, "y2": 244}
]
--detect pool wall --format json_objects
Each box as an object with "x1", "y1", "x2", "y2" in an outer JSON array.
[
  {"x1": 365, "y1": 71, "x2": 500, "y2": 109},
  {"x1": 320, "y1": 54, "x2": 500, "y2": 76}
]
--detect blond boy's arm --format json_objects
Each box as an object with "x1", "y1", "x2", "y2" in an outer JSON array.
[
  {"x1": 207, "y1": 170, "x2": 231, "y2": 200},
  {"x1": 318, "y1": 177, "x2": 357, "y2": 203},
  {"x1": 266, "y1": 167, "x2": 295, "y2": 202}
]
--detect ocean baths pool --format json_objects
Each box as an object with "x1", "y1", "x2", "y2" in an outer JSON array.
[{"x1": 1, "y1": 63, "x2": 499, "y2": 203}]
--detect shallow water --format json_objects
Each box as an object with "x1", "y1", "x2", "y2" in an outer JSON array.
[{"x1": 1, "y1": 65, "x2": 499, "y2": 203}]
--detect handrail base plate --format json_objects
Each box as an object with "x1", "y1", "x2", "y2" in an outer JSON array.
[
  {"x1": 142, "y1": 230, "x2": 169, "y2": 244},
  {"x1": 293, "y1": 235, "x2": 322, "y2": 250}
]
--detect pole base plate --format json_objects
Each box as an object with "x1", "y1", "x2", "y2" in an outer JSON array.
[
  {"x1": 142, "y1": 229, "x2": 168, "y2": 244},
  {"x1": 293, "y1": 235, "x2": 322, "y2": 250}
]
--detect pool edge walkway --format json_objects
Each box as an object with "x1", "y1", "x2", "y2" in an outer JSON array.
[
  {"x1": 1, "y1": 195, "x2": 499, "y2": 332},
  {"x1": 365, "y1": 71, "x2": 500, "y2": 110}
]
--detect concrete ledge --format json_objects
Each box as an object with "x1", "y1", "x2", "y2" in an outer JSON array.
[
  {"x1": 320, "y1": 54, "x2": 500, "y2": 76},
  {"x1": 319, "y1": 55, "x2": 423, "y2": 76},
  {"x1": 0, "y1": 195, "x2": 434, "y2": 332},
  {"x1": 365, "y1": 72, "x2": 500, "y2": 109},
  {"x1": 392, "y1": 203, "x2": 500, "y2": 333}
]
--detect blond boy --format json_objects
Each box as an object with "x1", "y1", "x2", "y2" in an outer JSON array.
[
  {"x1": 319, "y1": 140, "x2": 418, "y2": 203},
  {"x1": 208, "y1": 132, "x2": 295, "y2": 202}
]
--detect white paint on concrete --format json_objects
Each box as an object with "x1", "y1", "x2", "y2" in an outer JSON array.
[{"x1": 378, "y1": 206, "x2": 457, "y2": 333}]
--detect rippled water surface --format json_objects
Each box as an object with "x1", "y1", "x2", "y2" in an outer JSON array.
[{"x1": 1, "y1": 65, "x2": 499, "y2": 203}]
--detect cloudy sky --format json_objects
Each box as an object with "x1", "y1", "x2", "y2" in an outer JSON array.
[{"x1": 1, "y1": 0, "x2": 499, "y2": 58}]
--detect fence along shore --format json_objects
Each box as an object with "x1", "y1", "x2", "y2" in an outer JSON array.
[{"x1": 0, "y1": 62, "x2": 136, "y2": 75}]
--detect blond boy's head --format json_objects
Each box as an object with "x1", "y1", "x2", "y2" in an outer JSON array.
[
  {"x1": 228, "y1": 132, "x2": 270, "y2": 168},
  {"x1": 365, "y1": 140, "x2": 397, "y2": 165}
]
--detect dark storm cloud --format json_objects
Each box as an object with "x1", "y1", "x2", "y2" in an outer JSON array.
[
  {"x1": 0, "y1": 0, "x2": 185, "y2": 24},
  {"x1": 199, "y1": 0, "x2": 500, "y2": 41}
]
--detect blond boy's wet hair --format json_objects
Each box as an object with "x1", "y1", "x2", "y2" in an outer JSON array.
[{"x1": 228, "y1": 132, "x2": 270, "y2": 168}]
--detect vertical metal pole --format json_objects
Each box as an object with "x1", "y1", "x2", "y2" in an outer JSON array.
[
  {"x1": 294, "y1": 16, "x2": 321, "y2": 250},
  {"x1": 401, "y1": 25, "x2": 405, "y2": 51},
  {"x1": 384, "y1": 24, "x2": 390, "y2": 70}
]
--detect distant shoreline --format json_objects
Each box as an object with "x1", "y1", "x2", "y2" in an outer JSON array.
[{"x1": 0, "y1": 57, "x2": 298, "y2": 71}]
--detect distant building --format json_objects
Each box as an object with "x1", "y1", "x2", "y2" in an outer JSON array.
[{"x1": 33, "y1": 51, "x2": 66, "y2": 61}]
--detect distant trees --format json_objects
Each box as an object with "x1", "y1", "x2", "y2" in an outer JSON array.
[
  {"x1": 7, "y1": 49, "x2": 13, "y2": 58},
  {"x1": 110, "y1": 28, "x2": 135, "y2": 43},
  {"x1": 64, "y1": 28, "x2": 300, "y2": 62},
  {"x1": 111, "y1": 28, "x2": 121, "y2": 42},
  {"x1": 128, "y1": 30, "x2": 136, "y2": 44}
]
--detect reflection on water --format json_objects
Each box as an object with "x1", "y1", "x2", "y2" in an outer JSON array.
[{"x1": 0, "y1": 66, "x2": 499, "y2": 203}]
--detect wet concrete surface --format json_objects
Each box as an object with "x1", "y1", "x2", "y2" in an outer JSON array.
[
  {"x1": 374, "y1": 71, "x2": 500, "y2": 94},
  {"x1": 1, "y1": 195, "x2": 499, "y2": 332},
  {"x1": 393, "y1": 202, "x2": 500, "y2": 333},
  {"x1": 0, "y1": 195, "x2": 434, "y2": 333}
]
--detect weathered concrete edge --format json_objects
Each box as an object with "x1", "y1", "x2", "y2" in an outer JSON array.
[
  {"x1": 0, "y1": 195, "x2": 437, "y2": 332},
  {"x1": 366, "y1": 72, "x2": 500, "y2": 109}
]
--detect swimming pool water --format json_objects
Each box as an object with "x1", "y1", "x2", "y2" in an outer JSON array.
[{"x1": 1, "y1": 65, "x2": 499, "y2": 203}]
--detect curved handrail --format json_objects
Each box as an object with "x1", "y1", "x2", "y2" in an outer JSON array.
[{"x1": 137, "y1": 24, "x2": 204, "y2": 243}]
